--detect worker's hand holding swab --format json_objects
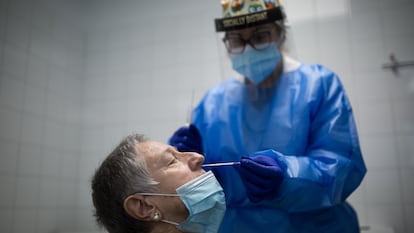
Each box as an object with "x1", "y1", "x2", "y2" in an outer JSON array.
[{"x1": 235, "y1": 155, "x2": 284, "y2": 203}]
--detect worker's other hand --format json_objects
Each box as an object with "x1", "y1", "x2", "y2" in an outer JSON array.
[
  {"x1": 235, "y1": 155, "x2": 284, "y2": 203},
  {"x1": 168, "y1": 124, "x2": 203, "y2": 154}
]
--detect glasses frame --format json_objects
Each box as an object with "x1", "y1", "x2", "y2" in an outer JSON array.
[{"x1": 222, "y1": 27, "x2": 277, "y2": 54}]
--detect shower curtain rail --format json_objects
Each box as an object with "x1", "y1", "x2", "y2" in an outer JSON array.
[{"x1": 382, "y1": 53, "x2": 414, "y2": 72}]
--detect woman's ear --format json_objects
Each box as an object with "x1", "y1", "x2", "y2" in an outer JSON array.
[{"x1": 123, "y1": 194, "x2": 158, "y2": 221}]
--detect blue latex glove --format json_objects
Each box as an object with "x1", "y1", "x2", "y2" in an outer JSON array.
[
  {"x1": 235, "y1": 155, "x2": 284, "y2": 203},
  {"x1": 168, "y1": 124, "x2": 203, "y2": 154}
]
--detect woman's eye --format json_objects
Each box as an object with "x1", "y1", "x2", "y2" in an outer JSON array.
[
  {"x1": 227, "y1": 38, "x2": 243, "y2": 48},
  {"x1": 252, "y1": 33, "x2": 268, "y2": 43},
  {"x1": 169, "y1": 158, "x2": 178, "y2": 166}
]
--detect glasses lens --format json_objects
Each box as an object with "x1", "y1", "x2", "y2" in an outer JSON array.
[
  {"x1": 250, "y1": 31, "x2": 271, "y2": 50},
  {"x1": 224, "y1": 37, "x2": 245, "y2": 54}
]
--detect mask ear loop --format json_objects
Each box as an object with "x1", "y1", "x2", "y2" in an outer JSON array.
[
  {"x1": 138, "y1": 193, "x2": 182, "y2": 226},
  {"x1": 137, "y1": 193, "x2": 179, "y2": 197},
  {"x1": 161, "y1": 219, "x2": 180, "y2": 226}
]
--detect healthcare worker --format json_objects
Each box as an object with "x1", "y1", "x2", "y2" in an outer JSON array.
[{"x1": 169, "y1": 0, "x2": 367, "y2": 233}]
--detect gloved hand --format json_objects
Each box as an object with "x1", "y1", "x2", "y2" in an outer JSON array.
[
  {"x1": 168, "y1": 124, "x2": 203, "y2": 154},
  {"x1": 235, "y1": 155, "x2": 284, "y2": 203}
]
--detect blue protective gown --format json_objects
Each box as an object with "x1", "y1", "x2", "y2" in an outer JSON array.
[{"x1": 192, "y1": 60, "x2": 367, "y2": 233}]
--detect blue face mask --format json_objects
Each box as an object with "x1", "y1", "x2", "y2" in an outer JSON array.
[
  {"x1": 231, "y1": 43, "x2": 281, "y2": 85},
  {"x1": 175, "y1": 171, "x2": 226, "y2": 233},
  {"x1": 140, "y1": 171, "x2": 226, "y2": 233}
]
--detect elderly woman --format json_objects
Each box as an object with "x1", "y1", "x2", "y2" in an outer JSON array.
[{"x1": 91, "y1": 134, "x2": 226, "y2": 233}]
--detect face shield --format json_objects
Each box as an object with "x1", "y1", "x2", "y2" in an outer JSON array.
[
  {"x1": 214, "y1": 1, "x2": 299, "y2": 83},
  {"x1": 281, "y1": 21, "x2": 299, "y2": 61}
]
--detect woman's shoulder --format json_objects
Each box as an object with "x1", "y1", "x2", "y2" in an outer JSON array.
[
  {"x1": 206, "y1": 78, "x2": 243, "y2": 96},
  {"x1": 288, "y1": 62, "x2": 342, "y2": 89}
]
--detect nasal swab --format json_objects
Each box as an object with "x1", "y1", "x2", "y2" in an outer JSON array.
[{"x1": 201, "y1": 162, "x2": 240, "y2": 167}]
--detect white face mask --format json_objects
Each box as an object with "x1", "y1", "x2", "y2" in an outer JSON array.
[{"x1": 139, "y1": 171, "x2": 226, "y2": 233}]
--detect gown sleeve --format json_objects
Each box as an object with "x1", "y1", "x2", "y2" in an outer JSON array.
[{"x1": 259, "y1": 69, "x2": 367, "y2": 213}]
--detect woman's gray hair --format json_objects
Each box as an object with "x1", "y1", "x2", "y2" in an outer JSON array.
[{"x1": 91, "y1": 134, "x2": 159, "y2": 233}]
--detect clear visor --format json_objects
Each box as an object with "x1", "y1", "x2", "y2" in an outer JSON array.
[{"x1": 215, "y1": 22, "x2": 299, "y2": 80}]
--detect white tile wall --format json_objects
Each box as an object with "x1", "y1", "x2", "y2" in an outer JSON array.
[
  {"x1": 56, "y1": 207, "x2": 77, "y2": 232},
  {"x1": 38, "y1": 177, "x2": 59, "y2": 208},
  {"x1": 36, "y1": 208, "x2": 57, "y2": 233},
  {"x1": 15, "y1": 176, "x2": 40, "y2": 207},
  {"x1": 20, "y1": 113, "x2": 44, "y2": 145},
  {"x1": 396, "y1": 134, "x2": 414, "y2": 167},
  {"x1": 284, "y1": 0, "x2": 316, "y2": 23},
  {"x1": 58, "y1": 179, "x2": 77, "y2": 207},
  {"x1": 0, "y1": 107, "x2": 22, "y2": 141},
  {"x1": 13, "y1": 209, "x2": 37, "y2": 233},
  {"x1": 0, "y1": 175, "x2": 16, "y2": 207},
  {"x1": 75, "y1": 207, "x2": 98, "y2": 231},
  {"x1": 0, "y1": 208, "x2": 13, "y2": 233},
  {"x1": 365, "y1": 169, "x2": 402, "y2": 204},
  {"x1": 361, "y1": 134, "x2": 398, "y2": 169},
  {"x1": 393, "y1": 99, "x2": 414, "y2": 133},
  {"x1": 316, "y1": 0, "x2": 350, "y2": 19},
  {"x1": 0, "y1": 1, "x2": 84, "y2": 232},
  {"x1": 381, "y1": 5, "x2": 414, "y2": 38},
  {"x1": 368, "y1": 204, "x2": 406, "y2": 233},
  {"x1": 400, "y1": 168, "x2": 414, "y2": 204},
  {"x1": 43, "y1": 118, "x2": 64, "y2": 149},
  {"x1": 289, "y1": 22, "x2": 321, "y2": 64},
  {"x1": 23, "y1": 83, "x2": 47, "y2": 116},
  {"x1": 0, "y1": 139, "x2": 19, "y2": 174},
  {"x1": 355, "y1": 71, "x2": 390, "y2": 103},
  {"x1": 358, "y1": 101, "x2": 394, "y2": 135},
  {"x1": 40, "y1": 147, "x2": 60, "y2": 177},
  {"x1": 5, "y1": 15, "x2": 31, "y2": 51},
  {"x1": 17, "y1": 142, "x2": 42, "y2": 176},
  {"x1": 8, "y1": 0, "x2": 34, "y2": 21},
  {"x1": 0, "y1": 0, "x2": 7, "y2": 41},
  {"x1": 60, "y1": 150, "x2": 79, "y2": 179},
  {"x1": 76, "y1": 180, "x2": 93, "y2": 207},
  {"x1": 349, "y1": 0, "x2": 380, "y2": 13},
  {"x1": 0, "y1": 72, "x2": 26, "y2": 111},
  {"x1": 405, "y1": 205, "x2": 414, "y2": 233},
  {"x1": 25, "y1": 54, "x2": 49, "y2": 88}
]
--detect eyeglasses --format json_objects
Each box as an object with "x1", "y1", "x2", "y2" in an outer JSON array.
[{"x1": 222, "y1": 30, "x2": 274, "y2": 54}]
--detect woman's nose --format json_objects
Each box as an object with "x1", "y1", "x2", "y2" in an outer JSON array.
[{"x1": 185, "y1": 152, "x2": 205, "y2": 169}]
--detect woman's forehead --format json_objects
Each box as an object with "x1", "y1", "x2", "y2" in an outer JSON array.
[
  {"x1": 136, "y1": 141, "x2": 171, "y2": 171},
  {"x1": 136, "y1": 141, "x2": 166, "y2": 159}
]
